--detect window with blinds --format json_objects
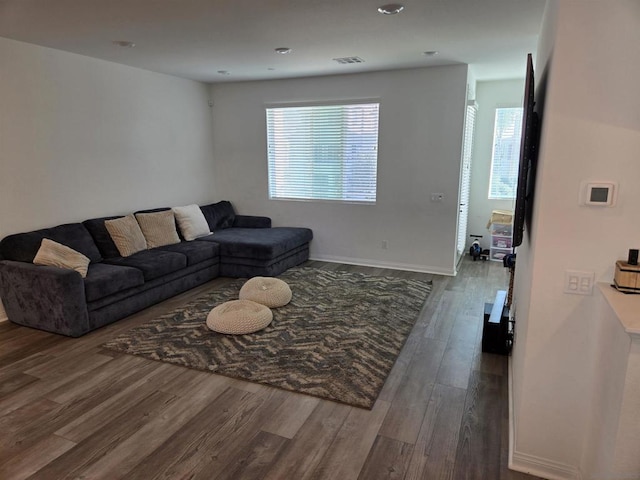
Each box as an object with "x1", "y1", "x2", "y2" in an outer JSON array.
[
  {"x1": 266, "y1": 102, "x2": 379, "y2": 203},
  {"x1": 488, "y1": 107, "x2": 523, "y2": 199}
]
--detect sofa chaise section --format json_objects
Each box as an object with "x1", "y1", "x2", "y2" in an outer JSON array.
[
  {"x1": 199, "y1": 227, "x2": 311, "y2": 277},
  {"x1": 198, "y1": 201, "x2": 313, "y2": 277}
]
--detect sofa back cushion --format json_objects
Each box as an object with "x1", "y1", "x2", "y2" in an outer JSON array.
[
  {"x1": 0, "y1": 223, "x2": 103, "y2": 263},
  {"x1": 83, "y1": 216, "x2": 126, "y2": 259},
  {"x1": 200, "y1": 201, "x2": 236, "y2": 231}
]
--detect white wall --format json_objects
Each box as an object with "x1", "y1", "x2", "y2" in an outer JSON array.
[
  {"x1": 209, "y1": 66, "x2": 468, "y2": 275},
  {"x1": 467, "y1": 79, "x2": 524, "y2": 250},
  {"x1": 511, "y1": 1, "x2": 640, "y2": 478},
  {"x1": 0, "y1": 37, "x2": 216, "y2": 239}
]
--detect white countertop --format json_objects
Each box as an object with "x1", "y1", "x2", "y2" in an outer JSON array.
[{"x1": 598, "y1": 282, "x2": 640, "y2": 336}]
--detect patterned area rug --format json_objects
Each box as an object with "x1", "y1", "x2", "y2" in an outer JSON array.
[{"x1": 102, "y1": 267, "x2": 432, "y2": 409}]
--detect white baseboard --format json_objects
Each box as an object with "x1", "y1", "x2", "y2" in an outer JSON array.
[
  {"x1": 510, "y1": 451, "x2": 581, "y2": 480},
  {"x1": 308, "y1": 254, "x2": 456, "y2": 276},
  {"x1": 508, "y1": 358, "x2": 582, "y2": 480}
]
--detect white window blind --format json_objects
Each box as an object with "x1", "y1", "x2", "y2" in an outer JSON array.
[
  {"x1": 266, "y1": 102, "x2": 379, "y2": 203},
  {"x1": 488, "y1": 107, "x2": 523, "y2": 200},
  {"x1": 457, "y1": 101, "x2": 477, "y2": 255}
]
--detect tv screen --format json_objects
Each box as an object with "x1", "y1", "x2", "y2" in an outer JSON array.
[{"x1": 512, "y1": 54, "x2": 540, "y2": 247}]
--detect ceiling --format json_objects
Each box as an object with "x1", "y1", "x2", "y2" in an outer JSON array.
[{"x1": 0, "y1": 0, "x2": 546, "y2": 84}]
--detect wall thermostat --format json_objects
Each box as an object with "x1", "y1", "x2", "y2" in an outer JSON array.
[{"x1": 581, "y1": 181, "x2": 617, "y2": 207}]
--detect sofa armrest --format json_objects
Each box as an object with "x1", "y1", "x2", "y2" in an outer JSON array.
[
  {"x1": 0, "y1": 260, "x2": 90, "y2": 337},
  {"x1": 232, "y1": 215, "x2": 272, "y2": 228}
]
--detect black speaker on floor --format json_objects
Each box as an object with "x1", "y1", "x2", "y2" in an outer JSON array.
[{"x1": 482, "y1": 290, "x2": 511, "y2": 355}]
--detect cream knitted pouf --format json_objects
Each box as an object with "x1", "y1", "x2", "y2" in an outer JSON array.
[
  {"x1": 239, "y1": 276, "x2": 292, "y2": 308},
  {"x1": 206, "y1": 299, "x2": 273, "y2": 334}
]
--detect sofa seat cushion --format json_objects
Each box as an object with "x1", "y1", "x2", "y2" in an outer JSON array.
[
  {"x1": 104, "y1": 250, "x2": 187, "y2": 281},
  {"x1": 86, "y1": 258, "x2": 218, "y2": 313},
  {"x1": 0, "y1": 223, "x2": 103, "y2": 263},
  {"x1": 197, "y1": 227, "x2": 312, "y2": 260},
  {"x1": 155, "y1": 241, "x2": 219, "y2": 266},
  {"x1": 84, "y1": 263, "x2": 145, "y2": 302}
]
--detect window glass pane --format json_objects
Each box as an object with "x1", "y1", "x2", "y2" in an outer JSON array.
[
  {"x1": 488, "y1": 107, "x2": 523, "y2": 200},
  {"x1": 266, "y1": 103, "x2": 379, "y2": 203}
]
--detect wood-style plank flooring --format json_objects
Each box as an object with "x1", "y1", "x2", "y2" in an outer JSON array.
[{"x1": 0, "y1": 258, "x2": 545, "y2": 480}]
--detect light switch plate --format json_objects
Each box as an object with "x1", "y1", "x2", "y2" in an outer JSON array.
[{"x1": 564, "y1": 270, "x2": 595, "y2": 295}]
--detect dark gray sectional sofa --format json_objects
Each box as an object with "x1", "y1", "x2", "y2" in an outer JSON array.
[{"x1": 0, "y1": 201, "x2": 312, "y2": 337}]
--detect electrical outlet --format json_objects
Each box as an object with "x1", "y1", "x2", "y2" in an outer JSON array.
[
  {"x1": 564, "y1": 270, "x2": 595, "y2": 296},
  {"x1": 430, "y1": 193, "x2": 444, "y2": 202}
]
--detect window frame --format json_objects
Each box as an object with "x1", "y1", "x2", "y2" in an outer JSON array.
[{"x1": 265, "y1": 99, "x2": 380, "y2": 205}]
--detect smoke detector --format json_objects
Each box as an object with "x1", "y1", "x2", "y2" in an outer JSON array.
[
  {"x1": 112, "y1": 40, "x2": 135, "y2": 48},
  {"x1": 377, "y1": 4, "x2": 404, "y2": 15}
]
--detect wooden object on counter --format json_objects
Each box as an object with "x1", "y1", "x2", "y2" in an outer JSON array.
[{"x1": 614, "y1": 261, "x2": 640, "y2": 293}]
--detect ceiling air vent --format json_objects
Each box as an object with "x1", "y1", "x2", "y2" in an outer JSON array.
[{"x1": 333, "y1": 56, "x2": 365, "y2": 64}]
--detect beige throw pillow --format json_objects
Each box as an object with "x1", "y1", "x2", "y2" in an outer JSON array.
[
  {"x1": 105, "y1": 214, "x2": 147, "y2": 257},
  {"x1": 172, "y1": 204, "x2": 212, "y2": 241},
  {"x1": 33, "y1": 238, "x2": 91, "y2": 278},
  {"x1": 135, "y1": 210, "x2": 180, "y2": 249}
]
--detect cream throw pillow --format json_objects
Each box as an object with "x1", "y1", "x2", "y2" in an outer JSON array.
[
  {"x1": 105, "y1": 214, "x2": 147, "y2": 257},
  {"x1": 172, "y1": 204, "x2": 212, "y2": 241},
  {"x1": 135, "y1": 210, "x2": 180, "y2": 249},
  {"x1": 33, "y1": 238, "x2": 91, "y2": 278}
]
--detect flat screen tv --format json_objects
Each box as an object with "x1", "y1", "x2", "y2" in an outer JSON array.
[{"x1": 512, "y1": 53, "x2": 540, "y2": 247}]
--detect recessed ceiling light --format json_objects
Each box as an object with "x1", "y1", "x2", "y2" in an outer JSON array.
[
  {"x1": 423, "y1": 51, "x2": 439, "y2": 57},
  {"x1": 267, "y1": 67, "x2": 276, "y2": 71},
  {"x1": 275, "y1": 47, "x2": 292, "y2": 55},
  {"x1": 112, "y1": 40, "x2": 135, "y2": 48},
  {"x1": 377, "y1": 3, "x2": 404, "y2": 15},
  {"x1": 217, "y1": 70, "x2": 230, "y2": 75}
]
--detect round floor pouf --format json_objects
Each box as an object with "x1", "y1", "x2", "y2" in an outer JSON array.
[
  {"x1": 206, "y1": 299, "x2": 273, "y2": 334},
  {"x1": 239, "y1": 276, "x2": 292, "y2": 308}
]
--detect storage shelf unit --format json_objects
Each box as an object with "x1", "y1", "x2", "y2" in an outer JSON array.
[{"x1": 490, "y1": 222, "x2": 513, "y2": 262}]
